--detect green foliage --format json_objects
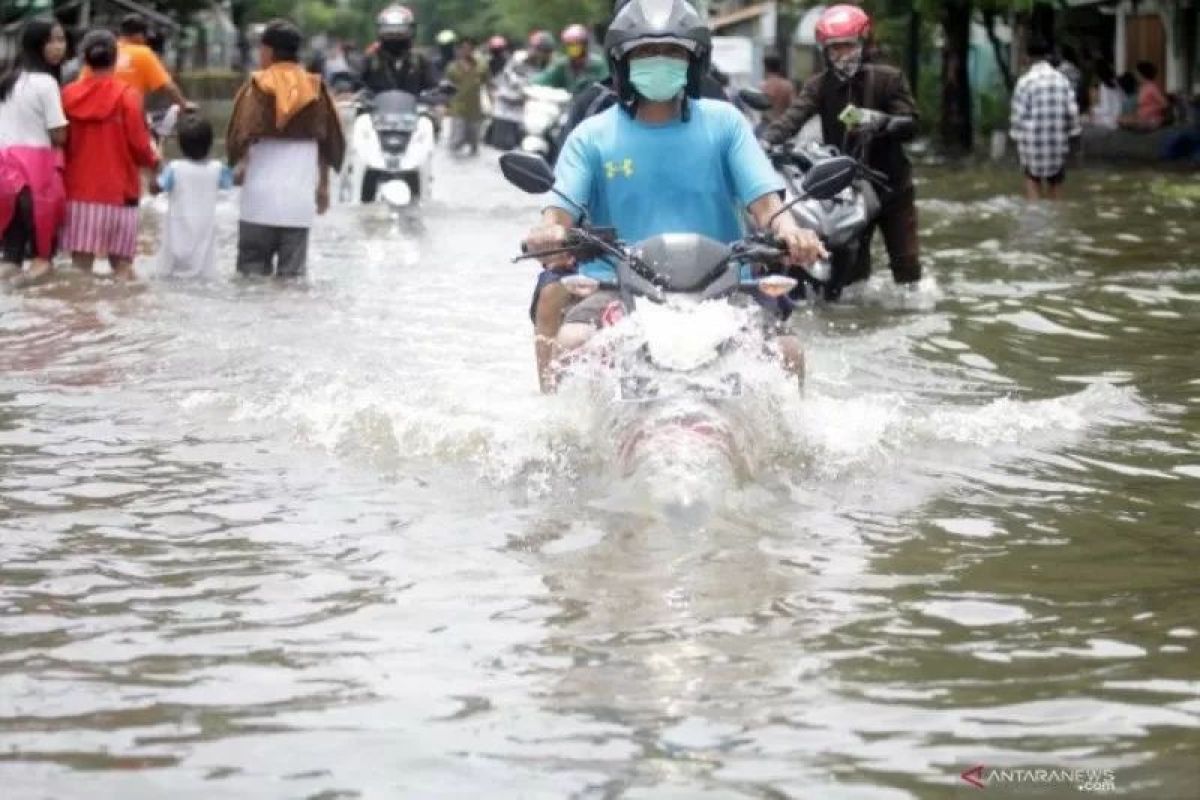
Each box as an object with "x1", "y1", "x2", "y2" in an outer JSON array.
[
  {"x1": 916, "y1": 58, "x2": 941, "y2": 135},
  {"x1": 978, "y1": 88, "x2": 1009, "y2": 134},
  {"x1": 490, "y1": 0, "x2": 611, "y2": 38},
  {"x1": 233, "y1": 0, "x2": 613, "y2": 44},
  {"x1": 240, "y1": 0, "x2": 297, "y2": 24},
  {"x1": 176, "y1": 69, "x2": 243, "y2": 101}
]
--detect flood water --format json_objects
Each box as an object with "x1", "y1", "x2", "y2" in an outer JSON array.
[{"x1": 1, "y1": 154, "x2": 1198, "y2": 799}]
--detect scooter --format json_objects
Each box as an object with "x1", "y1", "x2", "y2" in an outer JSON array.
[
  {"x1": 519, "y1": 85, "x2": 572, "y2": 163},
  {"x1": 339, "y1": 87, "x2": 450, "y2": 208},
  {"x1": 486, "y1": 51, "x2": 533, "y2": 151},
  {"x1": 499, "y1": 152, "x2": 858, "y2": 519}
]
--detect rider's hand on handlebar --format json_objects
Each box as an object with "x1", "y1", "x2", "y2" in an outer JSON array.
[
  {"x1": 772, "y1": 217, "x2": 828, "y2": 267},
  {"x1": 843, "y1": 106, "x2": 889, "y2": 134},
  {"x1": 523, "y1": 222, "x2": 575, "y2": 270}
]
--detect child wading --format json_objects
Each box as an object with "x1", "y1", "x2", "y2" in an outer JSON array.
[
  {"x1": 155, "y1": 114, "x2": 233, "y2": 278},
  {"x1": 0, "y1": 18, "x2": 68, "y2": 286},
  {"x1": 225, "y1": 19, "x2": 344, "y2": 278},
  {"x1": 60, "y1": 29, "x2": 159, "y2": 279}
]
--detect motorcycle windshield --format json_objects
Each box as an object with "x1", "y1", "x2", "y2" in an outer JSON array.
[
  {"x1": 372, "y1": 91, "x2": 420, "y2": 130},
  {"x1": 635, "y1": 234, "x2": 732, "y2": 293}
]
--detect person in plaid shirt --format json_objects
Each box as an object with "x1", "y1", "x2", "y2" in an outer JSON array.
[{"x1": 1010, "y1": 38, "x2": 1081, "y2": 201}]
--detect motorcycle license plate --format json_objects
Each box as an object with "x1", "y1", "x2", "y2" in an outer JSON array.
[{"x1": 618, "y1": 373, "x2": 741, "y2": 402}]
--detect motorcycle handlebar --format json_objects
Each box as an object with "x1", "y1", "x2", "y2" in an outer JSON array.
[{"x1": 765, "y1": 144, "x2": 889, "y2": 189}]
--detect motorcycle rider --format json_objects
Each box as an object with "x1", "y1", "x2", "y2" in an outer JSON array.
[
  {"x1": 558, "y1": 0, "x2": 729, "y2": 150},
  {"x1": 533, "y1": 24, "x2": 609, "y2": 95},
  {"x1": 486, "y1": 35, "x2": 509, "y2": 80},
  {"x1": 525, "y1": 31, "x2": 556, "y2": 72},
  {"x1": 487, "y1": 32, "x2": 556, "y2": 151},
  {"x1": 360, "y1": 5, "x2": 438, "y2": 96},
  {"x1": 435, "y1": 30, "x2": 457, "y2": 77},
  {"x1": 524, "y1": 0, "x2": 825, "y2": 393},
  {"x1": 761, "y1": 4, "x2": 921, "y2": 295}
]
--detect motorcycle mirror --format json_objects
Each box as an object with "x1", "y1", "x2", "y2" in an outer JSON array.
[
  {"x1": 500, "y1": 152, "x2": 555, "y2": 194},
  {"x1": 738, "y1": 88, "x2": 771, "y2": 112},
  {"x1": 764, "y1": 155, "x2": 860, "y2": 230},
  {"x1": 499, "y1": 152, "x2": 589, "y2": 221},
  {"x1": 799, "y1": 155, "x2": 857, "y2": 201}
]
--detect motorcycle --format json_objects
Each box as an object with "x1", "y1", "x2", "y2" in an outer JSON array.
[
  {"x1": 486, "y1": 51, "x2": 534, "y2": 151},
  {"x1": 339, "y1": 86, "x2": 450, "y2": 208},
  {"x1": 738, "y1": 88, "x2": 887, "y2": 299},
  {"x1": 767, "y1": 141, "x2": 886, "y2": 299},
  {"x1": 519, "y1": 85, "x2": 572, "y2": 163},
  {"x1": 499, "y1": 151, "x2": 858, "y2": 522}
]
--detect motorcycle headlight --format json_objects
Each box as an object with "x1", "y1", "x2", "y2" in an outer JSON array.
[
  {"x1": 757, "y1": 275, "x2": 798, "y2": 298},
  {"x1": 638, "y1": 301, "x2": 742, "y2": 372}
]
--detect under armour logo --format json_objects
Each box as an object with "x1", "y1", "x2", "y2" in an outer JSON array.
[{"x1": 605, "y1": 159, "x2": 635, "y2": 179}]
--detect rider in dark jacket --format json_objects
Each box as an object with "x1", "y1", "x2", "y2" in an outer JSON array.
[
  {"x1": 762, "y1": 4, "x2": 921, "y2": 289},
  {"x1": 360, "y1": 4, "x2": 438, "y2": 96}
]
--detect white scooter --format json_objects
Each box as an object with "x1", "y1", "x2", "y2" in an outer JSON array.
[
  {"x1": 520, "y1": 85, "x2": 572, "y2": 162},
  {"x1": 339, "y1": 88, "x2": 448, "y2": 209}
]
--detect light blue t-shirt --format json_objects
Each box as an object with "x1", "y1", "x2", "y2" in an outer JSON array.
[
  {"x1": 158, "y1": 160, "x2": 236, "y2": 192},
  {"x1": 551, "y1": 99, "x2": 783, "y2": 249}
]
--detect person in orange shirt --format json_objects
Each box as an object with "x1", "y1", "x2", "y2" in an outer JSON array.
[{"x1": 81, "y1": 14, "x2": 193, "y2": 110}]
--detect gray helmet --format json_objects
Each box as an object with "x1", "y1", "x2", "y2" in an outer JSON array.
[{"x1": 604, "y1": 0, "x2": 711, "y2": 104}]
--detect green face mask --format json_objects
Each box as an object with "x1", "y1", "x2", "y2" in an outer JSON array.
[{"x1": 629, "y1": 56, "x2": 688, "y2": 102}]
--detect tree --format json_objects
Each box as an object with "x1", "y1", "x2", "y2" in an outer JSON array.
[
  {"x1": 491, "y1": 0, "x2": 611, "y2": 39},
  {"x1": 939, "y1": 0, "x2": 973, "y2": 154}
]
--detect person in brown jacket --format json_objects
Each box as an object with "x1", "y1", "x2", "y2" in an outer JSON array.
[
  {"x1": 762, "y1": 5, "x2": 920, "y2": 297},
  {"x1": 226, "y1": 19, "x2": 345, "y2": 278}
]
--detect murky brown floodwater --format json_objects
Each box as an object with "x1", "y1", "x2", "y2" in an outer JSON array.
[{"x1": 1, "y1": 153, "x2": 1198, "y2": 799}]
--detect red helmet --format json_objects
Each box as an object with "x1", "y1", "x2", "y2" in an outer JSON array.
[
  {"x1": 814, "y1": 4, "x2": 871, "y2": 46},
  {"x1": 561, "y1": 24, "x2": 589, "y2": 45},
  {"x1": 488, "y1": 35, "x2": 507, "y2": 51}
]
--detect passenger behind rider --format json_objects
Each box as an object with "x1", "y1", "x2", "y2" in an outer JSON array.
[
  {"x1": 523, "y1": 0, "x2": 825, "y2": 394},
  {"x1": 533, "y1": 24, "x2": 610, "y2": 96},
  {"x1": 760, "y1": 4, "x2": 921, "y2": 296},
  {"x1": 359, "y1": 5, "x2": 438, "y2": 97}
]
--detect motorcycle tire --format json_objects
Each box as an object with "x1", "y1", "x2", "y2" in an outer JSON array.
[
  {"x1": 360, "y1": 169, "x2": 381, "y2": 203},
  {"x1": 361, "y1": 170, "x2": 422, "y2": 204}
]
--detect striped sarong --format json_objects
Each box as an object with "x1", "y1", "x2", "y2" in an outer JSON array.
[{"x1": 60, "y1": 201, "x2": 139, "y2": 260}]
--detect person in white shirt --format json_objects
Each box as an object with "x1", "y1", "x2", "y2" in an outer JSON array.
[
  {"x1": 1088, "y1": 60, "x2": 1122, "y2": 130},
  {"x1": 224, "y1": 19, "x2": 345, "y2": 278},
  {"x1": 0, "y1": 18, "x2": 68, "y2": 285},
  {"x1": 153, "y1": 113, "x2": 234, "y2": 278}
]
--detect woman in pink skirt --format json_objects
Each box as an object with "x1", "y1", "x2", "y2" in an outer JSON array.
[
  {"x1": 0, "y1": 18, "x2": 68, "y2": 286},
  {"x1": 60, "y1": 30, "x2": 159, "y2": 280}
]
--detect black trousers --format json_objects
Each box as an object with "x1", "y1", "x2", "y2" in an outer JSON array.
[
  {"x1": 842, "y1": 185, "x2": 921, "y2": 289},
  {"x1": 1, "y1": 188, "x2": 35, "y2": 264}
]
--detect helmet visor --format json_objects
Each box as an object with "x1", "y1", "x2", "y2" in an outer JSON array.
[
  {"x1": 612, "y1": 34, "x2": 698, "y2": 59},
  {"x1": 381, "y1": 24, "x2": 413, "y2": 38}
]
